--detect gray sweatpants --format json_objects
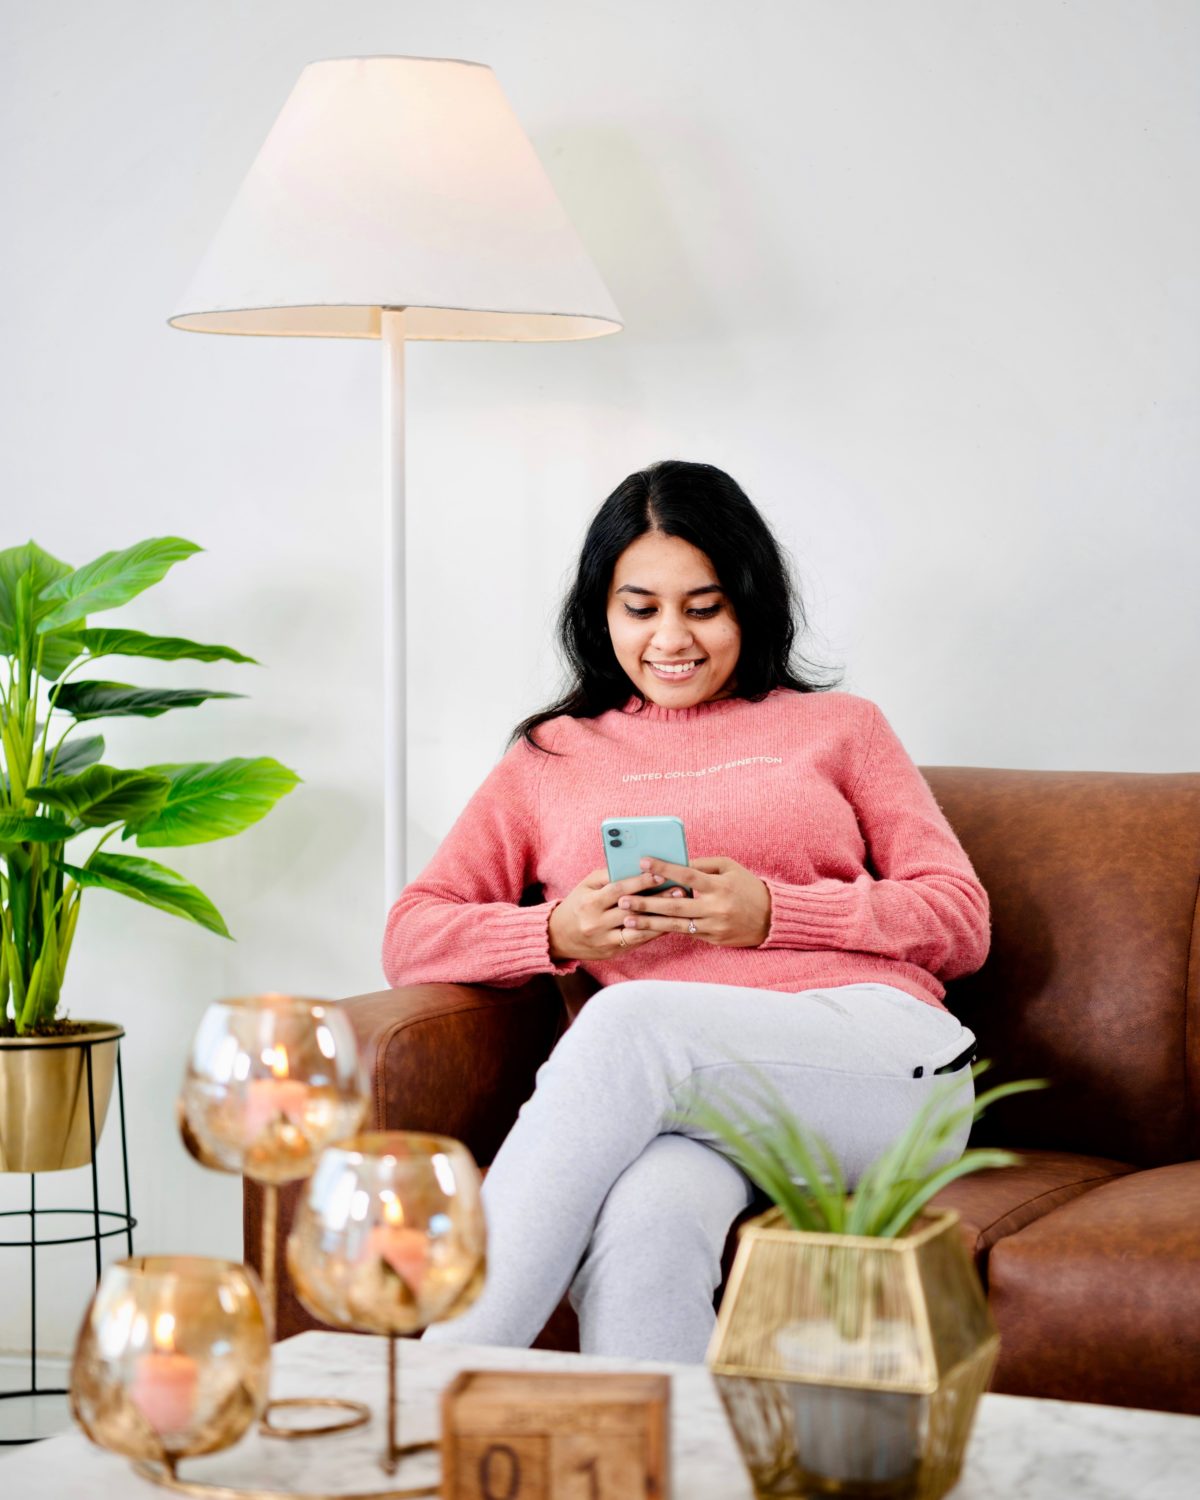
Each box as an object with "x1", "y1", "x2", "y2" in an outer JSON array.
[{"x1": 422, "y1": 979, "x2": 976, "y2": 1364}]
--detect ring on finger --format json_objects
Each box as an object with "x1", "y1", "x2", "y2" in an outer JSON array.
[{"x1": 687, "y1": 919, "x2": 698, "y2": 935}]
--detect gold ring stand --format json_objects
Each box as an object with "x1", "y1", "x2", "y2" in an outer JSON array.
[
  {"x1": 255, "y1": 1183, "x2": 371, "y2": 1443},
  {"x1": 127, "y1": 1331, "x2": 437, "y2": 1499},
  {"x1": 131, "y1": 1458, "x2": 437, "y2": 1500},
  {"x1": 256, "y1": 1396, "x2": 372, "y2": 1442}
]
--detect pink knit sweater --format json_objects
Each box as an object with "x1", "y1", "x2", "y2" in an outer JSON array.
[{"x1": 382, "y1": 689, "x2": 990, "y2": 1011}]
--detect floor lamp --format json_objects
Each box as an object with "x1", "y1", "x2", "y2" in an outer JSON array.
[{"x1": 168, "y1": 56, "x2": 622, "y2": 902}]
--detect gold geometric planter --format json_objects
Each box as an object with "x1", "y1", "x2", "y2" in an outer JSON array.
[
  {"x1": 0, "y1": 1023, "x2": 123, "y2": 1172},
  {"x1": 707, "y1": 1207, "x2": 998, "y2": 1499}
]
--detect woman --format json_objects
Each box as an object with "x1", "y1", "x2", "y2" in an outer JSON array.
[{"x1": 384, "y1": 459, "x2": 988, "y2": 1363}]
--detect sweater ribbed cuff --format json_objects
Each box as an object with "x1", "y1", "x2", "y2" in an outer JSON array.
[
  {"x1": 489, "y1": 900, "x2": 580, "y2": 981},
  {"x1": 760, "y1": 877, "x2": 861, "y2": 951}
]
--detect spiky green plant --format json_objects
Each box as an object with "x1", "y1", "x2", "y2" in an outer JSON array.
[
  {"x1": 671, "y1": 1060, "x2": 1047, "y2": 1240},
  {"x1": 0, "y1": 538, "x2": 300, "y2": 1035}
]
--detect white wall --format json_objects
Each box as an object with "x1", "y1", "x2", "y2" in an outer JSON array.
[{"x1": 1, "y1": 0, "x2": 1196, "y2": 1354}]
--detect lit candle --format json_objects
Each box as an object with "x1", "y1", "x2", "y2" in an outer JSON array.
[
  {"x1": 365, "y1": 1192, "x2": 431, "y2": 1291},
  {"x1": 242, "y1": 1044, "x2": 308, "y2": 1141},
  {"x1": 129, "y1": 1313, "x2": 199, "y2": 1439}
]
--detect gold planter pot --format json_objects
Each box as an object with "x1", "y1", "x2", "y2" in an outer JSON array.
[
  {"x1": 708, "y1": 1207, "x2": 998, "y2": 1500},
  {"x1": 0, "y1": 1023, "x2": 123, "y2": 1173}
]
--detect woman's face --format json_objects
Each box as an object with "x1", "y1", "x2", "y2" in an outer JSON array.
[{"x1": 605, "y1": 531, "x2": 741, "y2": 708}]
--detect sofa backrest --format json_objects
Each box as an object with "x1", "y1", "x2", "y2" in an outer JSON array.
[{"x1": 926, "y1": 766, "x2": 1200, "y2": 1167}]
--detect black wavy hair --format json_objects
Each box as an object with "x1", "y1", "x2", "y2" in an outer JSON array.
[{"x1": 509, "y1": 458, "x2": 844, "y2": 754}]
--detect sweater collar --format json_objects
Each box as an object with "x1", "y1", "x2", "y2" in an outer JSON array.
[{"x1": 619, "y1": 689, "x2": 778, "y2": 722}]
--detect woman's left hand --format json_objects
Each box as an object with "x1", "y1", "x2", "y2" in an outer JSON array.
[{"x1": 616, "y1": 856, "x2": 773, "y2": 948}]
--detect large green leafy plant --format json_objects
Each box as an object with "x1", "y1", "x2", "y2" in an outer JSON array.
[{"x1": 0, "y1": 538, "x2": 299, "y2": 1035}]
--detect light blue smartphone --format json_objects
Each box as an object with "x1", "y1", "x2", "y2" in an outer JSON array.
[{"x1": 601, "y1": 816, "x2": 692, "y2": 897}]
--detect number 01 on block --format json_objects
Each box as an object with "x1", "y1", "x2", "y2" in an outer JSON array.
[{"x1": 440, "y1": 1370, "x2": 671, "y2": 1500}]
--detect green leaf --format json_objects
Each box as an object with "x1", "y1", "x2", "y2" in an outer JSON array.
[
  {"x1": 29, "y1": 766, "x2": 170, "y2": 828},
  {"x1": 36, "y1": 537, "x2": 202, "y2": 635},
  {"x1": 875, "y1": 1151, "x2": 1021, "y2": 1239},
  {"x1": 846, "y1": 1072, "x2": 972, "y2": 1233},
  {"x1": 58, "y1": 854, "x2": 231, "y2": 938},
  {"x1": 0, "y1": 542, "x2": 73, "y2": 651},
  {"x1": 0, "y1": 812, "x2": 75, "y2": 845},
  {"x1": 667, "y1": 1054, "x2": 1048, "y2": 1242},
  {"x1": 3, "y1": 924, "x2": 27, "y2": 1020},
  {"x1": 37, "y1": 627, "x2": 88, "y2": 682},
  {"x1": 670, "y1": 1083, "x2": 827, "y2": 1231},
  {"x1": 24, "y1": 888, "x2": 60, "y2": 1029},
  {"x1": 4, "y1": 850, "x2": 32, "y2": 976},
  {"x1": 122, "y1": 757, "x2": 300, "y2": 847},
  {"x1": 716, "y1": 1062, "x2": 846, "y2": 1228},
  {"x1": 19, "y1": 943, "x2": 48, "y2": 1032},
  {"x1": 4, "y1": 732, "x2": 103, "y2": 797},
  {"x1": 971, "y1": 1076, "x2": 1051, "y2": 1115},
  {"x1": 49, "y1": 681, "x2": 244, "y2": 721},
  {"x1": 813, "y1": 1136, "x2": 849, "y2": 1232},
  {"x1": 0, "y1": 708, "x2": 28, "y2": 801},
  {"x1": 48, "y1": 735, "x2": 105, "y2": 779},
  {"x1": 77, "y1": 628, "x2": 258, "y2": 666},
  {"x1": 772, "y1": 1112, "x2": 844, "y2": 1231}
]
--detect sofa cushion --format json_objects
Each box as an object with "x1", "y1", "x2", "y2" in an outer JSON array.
[
  {"x1": 987, "y1": 1161, "x2": 1200, "y2": 1414},
  {"x1": 929, "y1": 1148, "x2": 1134, "y2": 1281}
]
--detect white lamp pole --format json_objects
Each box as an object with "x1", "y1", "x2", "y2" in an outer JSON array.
[
  {"x1": 381, "y1": 310, "x2": 407, "y2": 902},
  {"x1": 169, "y1": 56, "x2": 622, "y2": 901}
]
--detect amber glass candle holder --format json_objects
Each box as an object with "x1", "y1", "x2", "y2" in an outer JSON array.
[
  {"x1": 179, "y1": 994, "x2": 366, "y2": 1187},
  {"x1": 289, "y1": 1132, "x2": 487, "y2": 1477},
  {"x1": 178, "y1": 994, "x2": 369, "y2": 1439},
  {"x1": 70, "y1": 1255, "x2": 270, "y2": 1480}
]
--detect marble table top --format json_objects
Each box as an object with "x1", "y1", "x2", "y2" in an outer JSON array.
[{"x1": 2, "y1": 1330, "x2": 1197, "y2": 1498}]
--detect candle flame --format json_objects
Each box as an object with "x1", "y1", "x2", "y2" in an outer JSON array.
[
  {"x1": 380, "y1": 1189, "x2": 404, "y2": 1228},
  {"x1": 260, "y1": 1044, "x2": 290, "y2": 1079},
  {"x1": 153, "y1": 1312, "x2": 176, "y2": 1352}
]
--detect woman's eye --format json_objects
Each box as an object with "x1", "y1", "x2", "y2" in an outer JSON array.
[{"x1": 622, "y1": 604, "x2": 721, "y2": 619}]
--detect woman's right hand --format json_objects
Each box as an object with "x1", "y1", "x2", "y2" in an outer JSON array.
[{"x1": 547, "y1": 867, "x2": 686, "y2": 963}]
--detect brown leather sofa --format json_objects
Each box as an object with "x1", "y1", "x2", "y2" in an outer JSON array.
[{"x1": 246, "y1": 765, "x2": 1200, "y2": 1415}]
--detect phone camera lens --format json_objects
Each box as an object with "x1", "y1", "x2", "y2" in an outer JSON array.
[{"x1": 609, "y1": 838, "x2": 623, "y2": 847}]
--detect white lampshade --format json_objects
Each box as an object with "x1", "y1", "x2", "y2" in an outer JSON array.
[{"x1": 169, "y1": 55, "x2": 622, "y2": 341}]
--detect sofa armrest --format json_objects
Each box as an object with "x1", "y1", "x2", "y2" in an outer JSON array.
[
  {"x1": 244, "y1": 976, "x2": 566, "y2": 1341},
  {"x1": 342, "y1": 977, "x2": 567, "y2": 1163}
]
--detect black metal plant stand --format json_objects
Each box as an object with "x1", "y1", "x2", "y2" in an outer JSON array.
[{"x1": 0, "y1": 1029, "x2": 137, "y2": 1445}]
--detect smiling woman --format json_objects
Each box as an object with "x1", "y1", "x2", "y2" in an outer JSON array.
[
  {"x1": 605, "y1": 532, "x2": 742, "y2": 704},
  {"x1": 386, "y1": 458, "x2": 990, "y2": 1365},
  {"x1": 506, "y1": 458, "x2": 835, "y2": 742}
]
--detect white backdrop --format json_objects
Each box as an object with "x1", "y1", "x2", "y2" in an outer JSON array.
[{"x1": 1, "y1": 0, "x2": 1197, "y2": 1354}]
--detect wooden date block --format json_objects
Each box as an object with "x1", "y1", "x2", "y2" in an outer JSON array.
[{"x1": 440, "y1": 1370, "x2": 670, "y2": 1500}]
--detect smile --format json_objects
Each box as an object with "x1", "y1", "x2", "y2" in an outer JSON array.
[{"x1": 645, "y1": 659, "x2": 705, "y2": 680}]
